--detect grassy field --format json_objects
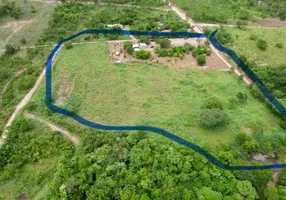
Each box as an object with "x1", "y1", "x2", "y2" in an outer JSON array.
[
  {"x1": 0, "y1": 0, "x2": 55, "y2": 48},
  {"x1": 224, "y1": 27, "x2": 286, "y2": 66},
  {"x1": 28, "y1": 41, "x2": 282, "y2": 149}
]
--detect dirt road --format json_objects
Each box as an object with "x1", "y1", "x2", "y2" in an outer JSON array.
[
  {"x1": 0, "y1": 45, "x2": 63, "y2": 148},
  {"x1": 24, "y1": 112, "x2": 79, "y2": 146},
  {"x1": 168, "y1": 1, "x2": 252, "y2": 84}
]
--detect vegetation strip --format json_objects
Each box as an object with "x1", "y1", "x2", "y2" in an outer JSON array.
[{"x1": 46, "y1": 29, "x2": 285, "y2": 170}]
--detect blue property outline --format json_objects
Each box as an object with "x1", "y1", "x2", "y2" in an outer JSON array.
[{"x1": 46, "y1": 29, "x2": 286, "y2": 170}]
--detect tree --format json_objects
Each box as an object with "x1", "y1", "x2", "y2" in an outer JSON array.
[
  {"x1": 216, "y1": 29, "x2": 233, "y2": 45},
  {"x1": 197, "y1": 54, "x2": 206, "y2": 65},
  {"x1": 156, "y1": 38, "x2": 171, "y2": 48},
  {"x1": 203, "y1": 97, "x2": 223, "y2": 109},
  {"x1": 184, "y1": 42, "x2": 194, "y2": 52},
  {"x1": 264, "y1": 186, "x2": 279, "y2": 200},
  {"x1": 64, "y1": 42, "x2": 73, "y2": 49},
  {"x1": 123, "y1": 41, "x2": 133, "y2": 55},
  {"x1": 236, "y1": 181, "x2": 258, "y2": 199},
  {"x1": 257, "y1": 39, "x2": 268, "y2": 51},
  {"x1": 236, "y1": 92, "x2": 248, "y2": 102},
  {"x1": 135, "y1": 50, "x2": 151, "y2": 59},
  {"x1": 200, "y1": 109, "x2": 229, "y2": 128},
  {"x1": 275, "y1": 43, "x2": 283, "y2": 49},
  {"x1": 5, "y1": 44, "x2": 19, "y2": 55}
]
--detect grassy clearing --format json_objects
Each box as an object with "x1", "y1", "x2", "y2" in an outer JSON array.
[
  {"x1": 29, "y1": 41, "x2": 281, "y2": 149},
  {"x1": 0, "y1": 0, "x2": 55, "y2": 48},
  {"x1": 224, "y1": 27, "x2": 286, "y2": 66}
]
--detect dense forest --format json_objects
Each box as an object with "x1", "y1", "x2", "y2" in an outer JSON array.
[{"x1": 41, "y1": 3, "x2": 189, "y2": 42}]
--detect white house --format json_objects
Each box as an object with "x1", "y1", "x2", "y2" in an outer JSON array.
[
  {"x1": 105, "y1": 24, "x2": 124, "y2": 29},
  {"x1": 139, "y1": 43, "x2": 147, "y2": 49}
]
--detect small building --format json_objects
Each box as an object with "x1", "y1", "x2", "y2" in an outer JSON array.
[
  {"x1": 105, "y1": 24, "x2": 124, "y2": 29},
  {"x1": 161, "y1": 29, "x2": 171, "y2": 32},
  {"x1": 132, "y1": 44, "x2": 140, "y2": 49},
  {"x1": 139, "y1": 43, "x2": 147, "y2": 49}
]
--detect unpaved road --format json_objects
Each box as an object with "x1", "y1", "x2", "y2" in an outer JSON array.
[
  {"x1": 24, "y1": 112, "x2": 79, "y2": 146},
  {"x1": 0, "y1": 45, "x2": 62, "y2": 148},
  {"x1": 167, "y1": 1, "x2": 252, "y2": 84}
]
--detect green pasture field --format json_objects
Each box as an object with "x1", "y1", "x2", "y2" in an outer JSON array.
[
  {"x1": 28, "y1": 41, "x2": 281, "y2": 149},
  {"x1": 224, "y1": 26, "x2": 286, "y2": 66}
]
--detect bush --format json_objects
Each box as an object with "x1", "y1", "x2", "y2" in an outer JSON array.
[
  {"x1": 158, "y1": 49, "x2": 168, "y2": 57},
  {"x1": 192, "y1": 45, "x2": 211, "y2": 57},
  {"x1": 20, "y1": 38, "x2": 27, "y2": 44},
  {"x1": 5, "y1": 45, "x2": 19, "y2": 55},
  {"x1": 156, "y1": 38, "x2": 171, "y2": 48},
  {"x1": 30, "y1": 5, "x2": 37, "y2": 13},
  {"x1": 135, "y1": 50, "x2": 151, "y2": 59},
  {"x1": 236, "y1": 92, "x2": 248, "y2": 102},
  {"x1": 200, "y1": 109, "x2": 229, "y2": 128},
  {"x1": 216, "y1": 29, "x2": 233, "y2": 45},
  {"x1": 275, "y1": 43, "x2": 283, "y2": 49},
  {"x1": 257, "y1": 39, "x2": 268, "y2": 51},
  {"x1": 203, "y1": 97, "x2": 223, "y2": 109},
  {"x1": 64, "y1": 42, "x2": 73, "y2": 49},
  {"x1": 184, "y1": 42, "x2": 195, "y2": 52},
  {"x1": 123, "y1": 41, "x2": 133, "y2": 55},
  {"x1": 138, "y1": 36, "x2": 151, "y2": 44},
  {"x1": 197, "y1": 54, "x2": 206, "y2": 65},
  {"x1": 249, "y1": 34, "x2": 258, "y2": 41}
]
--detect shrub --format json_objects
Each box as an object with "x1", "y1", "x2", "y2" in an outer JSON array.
[
  {"x1": 135, "y1": 50, "x2": 151, "y2": 59},
  {"x1": 20, "y1": 38, "x2": 27, "y2": 44},
  {"x1": 64, "y1": 42, "x2": 73, "y2": 49},
  {"x1": 158, "y1": 49, "x2": 168, "y2": 57},
  {"x1": 197, "y1": 54, "x2": 206, "y2": 65},
  {"x1": 203, "y1": 97, "x2": 223, "y2": 109},
  {"x1": 123, "y1": 41, "x2": 133, "y2": 55},
  {"x1": 192, "y1": 45, "x2": 211, "y2": 57},
  {"x1": 184, "y1": 42, "x2": 195, "y2": 52},
  {"x1": 275, "y1": 43, "x2": 283, "y2": 49},
  {"x1": 200, "y1": 109, "x2": 229, "y2": 128},
  {"x1": 216, "y1": 29, "x2": 233, "y2": 45},
  {"x1": 138, "y1": 36, "x2": 151, "y2": 44},
  {"x1": 5, "y1": 45, "x2": 19, "y2": 55},
  {"x1": 156, "y1": 38, "x2": 171, "y2": 48},
  {"x1": 236, "y1": 92, "x2": 248, "y2": 102},
  {"x1": 249, "y1": 34, "x2": 258, "y2": 41},
  {"x1": 257, "y1": 39, "x2": 268, "y2": 51},
  {"x1": 30, "y1": 5, "x2": 37, "y2": 13}
]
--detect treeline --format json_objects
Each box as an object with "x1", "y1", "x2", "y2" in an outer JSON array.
[
  {"x1": 173, "y1": 0, "x2": 286, "y2": 23},
  {"x1": 41, "y1": 3, "x2": 189, "y2": 42},
  {"x1": 43, "y1": 131, "x2": 259, "y2": 199},
  {"x1": 69, "y1": 0, "x2": 165, "y2": 7},
  {"x1": 0, "y1": 0, "x2": 21, "y2": 19}
]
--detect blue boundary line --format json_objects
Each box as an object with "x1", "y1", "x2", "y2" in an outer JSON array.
[{"x1": 46, "y1": 29, "x2": 286, "y2": 170}]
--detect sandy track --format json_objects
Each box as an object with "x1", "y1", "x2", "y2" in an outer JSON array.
[{"x1": 24, "y1": 112, "x2": 79, "y2": 146}]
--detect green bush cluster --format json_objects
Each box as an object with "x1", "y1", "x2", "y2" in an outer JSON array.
[
  {"x1": 192, "y1": 45, "x2": 211, "y2": 65},
  {"x1": 134, "y1": 50, "x2": 151, "y2": 59}
]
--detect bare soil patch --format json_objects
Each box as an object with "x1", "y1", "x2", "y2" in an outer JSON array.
[
  {"x1": 0, "y1": 20, "x2": 31, "y2": 33},
  {"x1": 55, "y1": 73, "x2": 74, "y2": 105}
]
